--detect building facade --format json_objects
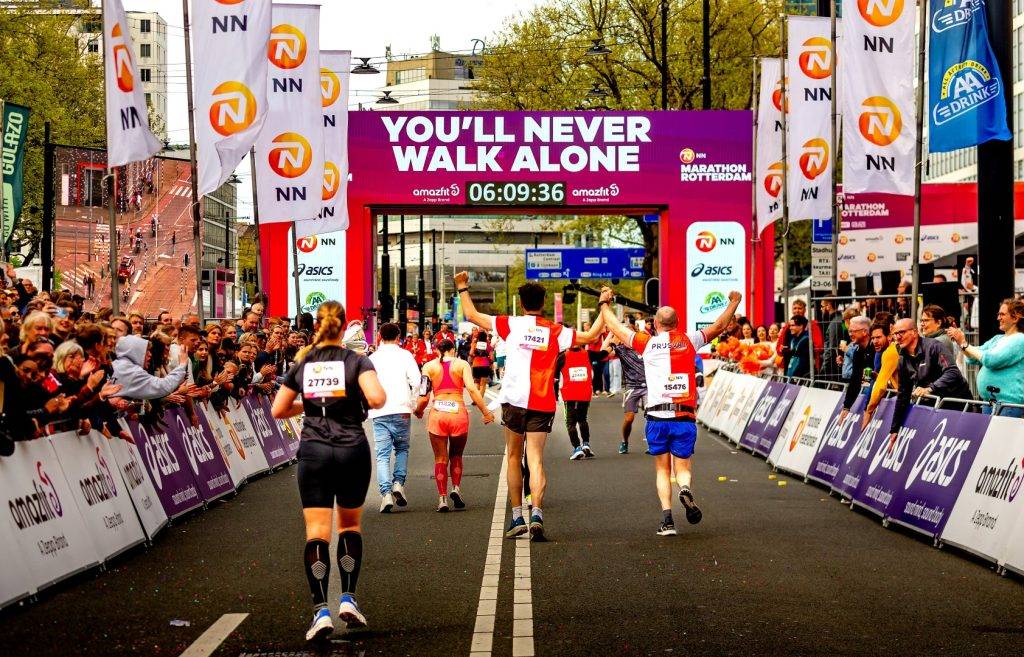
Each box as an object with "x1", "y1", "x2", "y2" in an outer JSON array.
[{"x1": 376, "y1": 43, "x2": 481, "y2": 111}]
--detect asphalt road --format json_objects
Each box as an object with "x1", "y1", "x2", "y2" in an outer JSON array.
[{"x1": 3, "y1": 395, "x2": 1023, "y2": 657}]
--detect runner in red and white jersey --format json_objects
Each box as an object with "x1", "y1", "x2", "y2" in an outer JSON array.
[
  {"x1": 455, "y1": 271, "x2": 607, "y2": 541},
  {"x1": 600, "y1": 286, "x2": 741, "y2": 537}
]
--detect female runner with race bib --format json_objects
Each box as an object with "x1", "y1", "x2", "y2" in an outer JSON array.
[
  {"x1": 415, "y1": 339, "x2": 495, "y2": 512},
  {"x1": 271, "y1": 301, "x2": 386, "y2": 642}
]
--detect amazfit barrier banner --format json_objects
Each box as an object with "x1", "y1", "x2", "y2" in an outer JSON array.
[
  {"x1": 124, "y1": 417, "x2": 204, "y2": 519},
  {"x1": 254, "y1": 4, "x2": 324, "y2": 224},
  {"x1": 102, "y1": 0, "x2": 161, "y2": 167},
  {"x1": 841, "y1": 0, "x2": 915, "y2": 195},
  {"x1": 296, "y1": 50, "x2": 351, "y2": 237},
  {"x1": 0, "y1": 497, "x2": 34, "y2": 607},
  {"x1": 195, "y1": 401, "x2": 248, "y2": 488},
  {"x1": 1, "y1": 103, "x2": 29, "y2": 243},
  {"x1": 223, "y1": 401, "x2": 272, "y2": 478},
  {"x1": 755, "y1": 57, "x2": 785, "y2": 235},
  {"x1": 166, "y1": 407, "x2": 235, "y2": 503},
  {"x1": 194, "y1": 0, "x2": 272, "y2": 196},
  {"x1": 786, "y1": 16, "x2": 833, "y2": 220},
  {"x1": 49, "y1": 431, "x2": 146, "y2": 561},
  {"x1": 807, "y1": 392, "x2": 868, "y2": 487},
  {"x1": 928, "y1": 0, "x2": 1011, "y2": 153},
  {"x1": 240, "y1": 395, "x2": 290, "y2": 469},
  {"x1": 724, "y1": 376, "x2": 769, "y2": 444},
  {"x1": 110, "y1": 421, "x2": 170, "y2": 540},
  {"x1": 696, "y1": 369, "x2": 728, "y2": 425}
]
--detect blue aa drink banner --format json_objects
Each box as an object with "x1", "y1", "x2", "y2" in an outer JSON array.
[{"x1": 928, "y1": 0, "x2": 1011, "y2": 152}]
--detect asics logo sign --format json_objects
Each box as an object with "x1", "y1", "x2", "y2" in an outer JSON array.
[
  {"x1": 268, "y1": 132, "x2": 312, "y2": 178},
  {"x1": 799, "y1": 37, "x2": 832, "y2": 80},
  {"x1": 858, "y1": 96, "x2": 902, "y2": 146},
  {"x1": 858, "y1": 0, "x2": 904, "y2": 27},
  {"x1": 268, "y1": 24, "x2": 307, "y2": 69},
  {"x1": 110, "y1": 23, "x2": 134, "y2": 92},
  {"x1": 799, "y1": 138, "x2": 829, "y2": 180},
  {"x1": 209, "y1": 81, "x2": 257, "y2": 136}
]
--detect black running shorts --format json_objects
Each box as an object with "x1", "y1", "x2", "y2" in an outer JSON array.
[
  {"x1": 296, "y1": 440, "x2": 371, "y2": 509},
  {"x1": 501, "y1": 403, "x2": 555, "y2": 435}
]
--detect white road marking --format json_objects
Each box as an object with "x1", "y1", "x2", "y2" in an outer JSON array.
[
  {"x1": 177, "y1": 613, "x2": 248, "y2": 657},
  {"x1": 511, "y1": 534, "x2": 534, "y2": 657},
  {"x1": 470, "y1": 452, "x2": 508, "y2": 657}
]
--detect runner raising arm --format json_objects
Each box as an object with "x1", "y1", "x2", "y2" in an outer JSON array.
[{"x1": 599, "y1": 288, "x2": 742, "y2": 346}]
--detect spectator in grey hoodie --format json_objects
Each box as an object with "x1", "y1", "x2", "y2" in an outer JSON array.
[{"x1": 111, "y1": 334, "x2": 191, "y2": 400}]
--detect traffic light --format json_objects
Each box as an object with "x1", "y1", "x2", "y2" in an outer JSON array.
[
  {"x1": 645, "y1": 278, "x2": 660, "y2": 307},
  {"x1": 378, "y1": 291, "x2": 394, "y2": 321},
  {"x1": 562, "y1": 283, "x2": 577, "y2": 305}
]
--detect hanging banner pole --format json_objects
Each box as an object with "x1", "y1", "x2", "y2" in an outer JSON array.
[
  {"x1": 750, "y1": 58, "x2": 760, "y2": 324},
  {"x1": 249, "y1": 149, "x2": 263, "y2": 297},
  {"x1": 291, "y1": 223, "x2": 302, "y2": 321},
  {"x1": 829, "y1": 0, "x2": 839, "y2": 296},
  {"x1": 182, "y1": 0, "x2": 204, "y2": 322},
  {"x1": 910, "y1": 0, "x2": 927, "y2": 323},
  {"x1": 780, "y1": 14, "x2": 791, "y2": 319}
]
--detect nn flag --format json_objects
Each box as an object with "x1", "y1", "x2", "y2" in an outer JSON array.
[
  {"x1": 254, "y1": 4, "x2": 324, "y2": 225},
  {"x1": 755, "y1": 58, "x2": 785, "y2": 236},
  {"x1": 102, "y1": 0, "x2": 161, "y2": 167},
  {"x1": 194, "y1": 0, "x2": 272, "y2": 196},
  {"x1": 928, "y1": 0, "x2": 1011, "y2": 153}
]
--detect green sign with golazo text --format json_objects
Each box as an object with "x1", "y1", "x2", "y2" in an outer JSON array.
[{"x1": 2, "y1": 103, "x2": 31, "y2": 245}]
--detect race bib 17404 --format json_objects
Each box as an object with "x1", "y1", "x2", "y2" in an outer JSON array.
[
  {"x1": 521, "y1": 326, "x2": 549, "y2": 351},
  {"x1": 303, "y1": 361, "x2": 347, "y2": 399}
]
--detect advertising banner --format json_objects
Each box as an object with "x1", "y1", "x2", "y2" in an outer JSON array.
[
  {"x1": 927, "y1": 0, "x2": 1011, "y2": 153},
  {"x1": 2, "y1": 102, "x2": 30, "y2": 243},
  {"x1": 698, "y1": 369, "x2": 734, "y2": 427},
  {"x1": 256, "y1": 394, "x2": 297, "y2": 462},
  {"x1": 807, "y1": 392, "x2": 868, "y2": 486},
  {"x1": 999, "y1": 490, "x2": 1024, "y2": 575},
  {"x1": 685, "y1": 221, "x2": 747, "y2": 332},
  {"x1": 223, "y1": 401, "x2": 271, "y2": 478},
  {"x1": 240, "y1": 395, "x2": 290, "y2": 469},
  {"x1": 109, "y1": 422, "x2": 169, "y2": 540},
  {"x1": 755, "y1": 57, "x2": 785, "y2": 235},
  {"x1": 940, "y1": 416, "x2": 1024, "y2": 563},
  {"x1": 840, "y1": 0, "x2": 915, "y2": 195},
  {"x1": 49, "y1": 431, "x2": 145, "y2": 561},
  {"x1": 769, "y1": 387, "x2": 845, "y2": 477},
  {"x1": 708, "y1": 370, "x2": 741, "y2": 435},
  {"x1": 278, "y1": 416, "x2": 302, "y2": 460},
  {"x1": 767, "y1": 386, "x2": 810, "y2": 466},
  {"x1": 166, "y1": 407, "x2": 235, "y2": 503},
  {"x1": 0, "y1": 501, "x2": 34, "y2": 607},
  {"x1": 254, "y1": 4, "x2": 324, "y2": 224},
  {"x1": 830, "y1": 398, "x2": 895, "y2": 499},
  {"x1": 752, "y1": 382, "x2": 801, "y2": 457},
  {"x1": 724, "y1": 376, "x2": 769, "y2": 444},
  {"x1": 0, "y1": 438, "x2": 100, "y2": 590},
  {"x1": 287, "y1": 229, "x2": 347, "y2": 316},
  {"x1": 102, "y1": 0, "x2": 161, "y2": 167},
  {"x1": 739, "y1": 380, "x2": 784, "y2": 452},
  {"x1": 296, "y1": 50, "x2": 351, "y2": 237},
  {"x1": 123, "y1": 417, "x2": 203, "y2": 519},
  {"x1": 194, "y1": 0, "x2": 272, "y2": 196},
  {"x1": 195, "y1": 402, "x2": 247, "y2": 488},
  {"x1": 786, "y1": 16, "x2": 833, "y2": 221}
]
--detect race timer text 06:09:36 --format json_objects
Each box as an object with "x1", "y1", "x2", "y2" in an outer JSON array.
[{"x1": 466, "y1": 181, "x2": 566, "y2": 205}]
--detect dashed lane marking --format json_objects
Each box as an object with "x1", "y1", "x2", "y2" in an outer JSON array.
[
  {"x1": 469, "y1": 452, "x2": 508, "y2": 657},
  {"x1": 177, "y1": 613, "x2": 249, "y2": 657}
]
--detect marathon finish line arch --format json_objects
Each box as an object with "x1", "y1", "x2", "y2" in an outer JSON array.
[{"x1": 262, "y1": 110, "x2": 768, "y2": 330}]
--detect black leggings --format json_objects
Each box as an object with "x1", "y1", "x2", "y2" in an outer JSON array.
[
  {"x1": 297, "y1": 439, "x2": 371, "y2": 508},
  {"x1": 564, "y1": 401, "x2": 591, "y2": 448}
]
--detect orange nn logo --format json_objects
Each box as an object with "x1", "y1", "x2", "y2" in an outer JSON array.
[
  {"x1": 859, "y1": 96, "x2": 902, "y2": 146},
  {"x1": 268, "y1": 132, "x2": 312, "y2": 178},
  {"x1": 268, "y1": 24, "x2": 307, "y2": 69},
  {"x1": 209, "y1": 81, "x2": 257, "y2": 136}
]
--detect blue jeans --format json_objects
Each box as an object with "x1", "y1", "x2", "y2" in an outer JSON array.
[{"x1": 372, "y1": 414, "x2": 411, "y2": 494}]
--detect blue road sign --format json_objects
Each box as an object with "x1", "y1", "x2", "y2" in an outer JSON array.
[
  {"x1": 642, "y1": 213, "x2": 660, "y2": 224},
  {"x1": 525, "y1": 247, "x2": 646, "y2": 280},
  {"x1": 812, "y1": 218, "x2": 833, "y2": 244}
]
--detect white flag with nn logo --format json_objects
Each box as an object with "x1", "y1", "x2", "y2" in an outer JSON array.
[
  {"x1": 755, "y1": 57, "x2": 785, "y2": 236},
  {"x1": 254, "y1": 4, "x2": 324, "y2": 224},
  {"x1": 194, "y1": 0, "x2": 272, "y2": 197},
  {"x1": 295, "y1": 50, "x2": 351, "y2": 238},
  {"x1": 786, "y1": 16, "x2": 833, "y2": 222},
  {"x1": 841, "y1": 0, "x2": 915, "y2": 195},
  {"x1": 103, "y1": 0, "x2": 161, "y2": 167}
]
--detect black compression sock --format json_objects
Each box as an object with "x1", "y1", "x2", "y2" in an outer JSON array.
[
  {"x1": 337, "y1": 531, "x2": 363, "y2": 595},
  {"x1": 662, "y1": 509, "x2": 673, "y2": 524},
  {"x1": 303, "y1": 539, "x2": 330, "y2": 608}
]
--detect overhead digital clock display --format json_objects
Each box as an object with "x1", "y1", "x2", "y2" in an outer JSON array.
[{"x1": 466, "y1": 181, "x2": 566, "y2": 206}]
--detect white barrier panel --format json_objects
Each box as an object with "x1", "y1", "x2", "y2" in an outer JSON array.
[
  {"x1": 697, "y1": 369, "x2": 732, "y2": 426},
  {"x1": 198, "y1": 402, "x2": 248, "y2": 487},
  {"x1": 723, "y1": 376, "x2": 769, "y2": 444},
  {"x1": 223, "y1": 401, "x2": 270, "y2": 478},
  {"x1": 941, "y1": 416, "x2": 1024, "y2": 565},
  {"x1": 49, "y1": 431, "x2": 146, "y2": 561},
  {"x1": 107, "y1": 424, "x2": 168, "y2": 540},
  {"x1": 708, "y1": 370, "x2": 742, "y2": 434},
  {"x1": 0, "y1": 438, "x2": 100, "y2": 590},
  {"x1": 0, "y1": 501, "x2": 35, "y2": 607},
  {"x1": 770, "y1": 388, "x2": 844, "y2": 478},
  {"x1": 767, "y1": 386, "x2": 811, "y2": 467},
  {"x1": 1001, "y1": 490, "x2": 1024, "y2": 576}
]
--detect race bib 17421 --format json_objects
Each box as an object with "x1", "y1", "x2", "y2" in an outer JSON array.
[
  {"x1": 303, "y1": 361, "x2": 347, "y2": 399},
  {"x1": 521, "y1": 326, "x2": 549, "y2": 351}
]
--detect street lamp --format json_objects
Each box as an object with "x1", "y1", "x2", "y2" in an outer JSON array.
[
  {"x1": 376, "y1": 91, "x2": 399, "y2": 105},
  {"x1": 587, "y1": 82, "x2": 609, "y2": 98},
  {"x1": 585, "y1": 38, "x2": 612, "y2": 56},
  {"x1": 351, "y1": 57, "x2": 379, "y2": 75}
]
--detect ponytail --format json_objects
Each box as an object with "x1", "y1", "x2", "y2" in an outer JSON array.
[{"x1": 295, "y1": 300, "x2": 346, "y2": 361}]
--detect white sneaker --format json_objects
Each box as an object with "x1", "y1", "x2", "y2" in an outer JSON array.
[
  {"x1": 392, "y1": 481, "x2": 407, "y2": 507},
  {"x1": 379, "y1": 492, "x2": 394, "y2": 513}
]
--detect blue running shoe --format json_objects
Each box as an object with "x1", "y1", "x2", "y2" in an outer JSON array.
[
  {"x1": 338, "y1": 593, "x2": 367, "y2": 628},
  {"x1": 505, "y1": 516, "x2": 528, "y2": 538},
  {"x1": 582, "y1": 443, "x2": 594, "y2": 458},
  {"x1": 618, "y1": 442, "x2": 629, "y2": 454},
  {"x1": 529, "y1": 513, "x2": 545, "y2": 541},
  {"x1": 305, "y1": 607, "x2": 334, "y2": 642},
  {"x1": 569, "y1": 446, "x2": 584, "y2": 460}
]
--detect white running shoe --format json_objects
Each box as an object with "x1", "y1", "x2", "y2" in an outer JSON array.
[
  {"x1": 305, "y1": 607, "x2": 334, "y2": 641},
  {"x1": 338, "y1": 593, "x2": 367, "y2": 628},
  {"x1": 379, "y1": 492, "x2": 394, "y2": 514},
  {"x1": 392, "y1": 482, "x2": 407, "y2": 507}
]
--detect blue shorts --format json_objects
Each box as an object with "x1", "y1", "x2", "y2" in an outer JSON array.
[{"x1": 645, "y1": 420, "x2": 697, "y2": 459}]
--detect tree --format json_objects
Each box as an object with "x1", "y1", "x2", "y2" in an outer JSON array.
[{"x1": 0, "y1": 2, "x2": 105, "y2": 266}]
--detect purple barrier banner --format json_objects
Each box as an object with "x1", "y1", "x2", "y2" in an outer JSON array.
[
  {"x1": 278, "y1": 417, "x2": 301, "y2": 460},
  {"x1": 124, "y1": 416, "x2": 203, "y2": 518},
  {"x1": 807, "y1": 392, "x2": 869, "y2": 487},
  {"x1": 168, "y1": 407, "x2": 235, "y2": 502},
  {"x1": 749, "y1": 383, "x2": 800, "y2": 457},
  {"x1": 878, "y1": 408, "x2": 990, "y2": 536},
  {"x1": 241, "y1": 396, "x2": 289, "y2": 469},
  {"x1": 830, "y1": 398, "x2": 896, "y2": 499},
  {"x1": 850, "y1": 406, "x2": 988, "y2": 531},
  {"x1": 257, "y1": 395, "x2": 298, "y2": 462},
  {"x1": 738, "y1": 381, "x2": 785, "y2": 452}
]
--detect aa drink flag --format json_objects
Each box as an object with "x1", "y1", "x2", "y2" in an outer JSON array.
[
  {"x1": 254, "y1": 4, "x2": 324, "y2": 225},
  {"x1": 755, "y1": 58, "x2": 785, "y2": 236},
  {"x1": 194, "y1": 0, "x2": 272, "y2": 196},
  {"x1": 928, "y1": 0, "x2": 1011, "y2": 153},
  {"x1": 786, "y1": 16, "x2": 833, "y2": 221},
  {"x1": 295, "y1": 50, "x2": 351, "y2": 238},
  {"x1": 103, "y1": 0, "x2": 162, "y2": 167}
]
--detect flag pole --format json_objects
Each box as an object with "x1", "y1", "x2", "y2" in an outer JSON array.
[
  {"x1": 291, "y1": 222, "x2": 302, "y2": 321},
  {"x1": 182, "y1": 0, "x2": 205, "y2": 322},
  {"x1": 99, "y1": 0, "x2": 121, "y2": 315},
  {"x1": 910, "y1": 0, "x2": 927, "y2": 322},
  {"x1": 829, "y1": 0, "x2": 839, "y2": 296},
  {"x1": 750, "y1": 58, "x2": 760, "y2": 325},
  {"x1": 779, "y1": 14, "x2": 791, "y2": 321},
  {"x1": 249, "y1": 148, "x2": 263, "y2": 298}
]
